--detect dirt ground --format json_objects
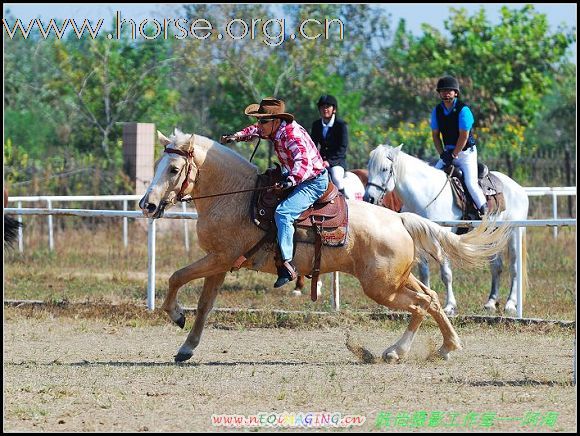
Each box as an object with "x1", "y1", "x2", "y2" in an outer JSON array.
[{"x1": 3, "y1": 307, "x2": 576, "y2": 432}]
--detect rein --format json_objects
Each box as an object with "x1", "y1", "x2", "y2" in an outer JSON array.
[
  {"x1": 179, "y1": 185, "x2": 276, "y2": 202},
  {"x1": 164, "y1": 145, "x2": 276, "y2": 203},
  {"x1": 164, "y1": 134, "x2": 280, "y2": 204},
  {"x1": 424, "y1": 165, "x2": 454, "y2": 209}
]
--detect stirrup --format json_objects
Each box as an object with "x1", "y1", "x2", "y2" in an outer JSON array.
[{"x1": 274, "y1": 261, "x2": 298, "y2": 288}]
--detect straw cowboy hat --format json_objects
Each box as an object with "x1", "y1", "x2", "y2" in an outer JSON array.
[{"x1": 244, "y1": 97, "x2": 294, "y2": 123}]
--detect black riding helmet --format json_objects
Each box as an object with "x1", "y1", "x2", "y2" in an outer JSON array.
[
  {"x1": 317, "y1": 94, "x2": 338, "y2": 110},
  {"x1": 436, "y1": 76, "x2": 460, "y2": 93}
]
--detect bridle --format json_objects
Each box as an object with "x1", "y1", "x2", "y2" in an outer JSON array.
[
  {"x1": 163, "y1": 145, "x2": 197, "y2": 203},
  {"x1": 367, "y1": 154, "x2": 395, "y2": 204},
  {"x1": 161, "y1": 140, "x2": 275, "y2": 204}
]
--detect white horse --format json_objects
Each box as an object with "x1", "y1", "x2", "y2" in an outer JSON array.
[{"x1": 363, "y1": 144, "x2": 529, "y2": 316}]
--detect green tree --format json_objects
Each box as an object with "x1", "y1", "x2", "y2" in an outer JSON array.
[{"x1": 50, "y1": 28, "x2": 181, "y2": 157}]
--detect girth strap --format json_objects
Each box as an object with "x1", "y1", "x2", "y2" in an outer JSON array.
[
  {"x1": 231, "y1": 231, "x2": 276, "y2": 272},
  {"x1": 310, "y1": 217, "x2": 324, "y2": 302}
]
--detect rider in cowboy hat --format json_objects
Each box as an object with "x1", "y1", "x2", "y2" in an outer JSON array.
[{"x1": 221, "y1": 97, "x2": 329, "y2": 288}]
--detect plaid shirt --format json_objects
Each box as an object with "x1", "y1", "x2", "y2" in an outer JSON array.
[{"x1": 235, "y1": 121, "x2": 326, "y2": 185}]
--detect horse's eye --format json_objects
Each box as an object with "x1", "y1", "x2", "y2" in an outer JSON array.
[{"x1": 170, "y1": 166, "x2": 180, "y2": 174}]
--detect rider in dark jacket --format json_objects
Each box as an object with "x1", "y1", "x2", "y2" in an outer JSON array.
[{"x1": 310, "y1": 95, "x2": 349, "y2": 197}]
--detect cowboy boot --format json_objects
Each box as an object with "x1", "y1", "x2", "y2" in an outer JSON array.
[{"x1": 274, "y1": 260, "x2": 298, "y2": 288}]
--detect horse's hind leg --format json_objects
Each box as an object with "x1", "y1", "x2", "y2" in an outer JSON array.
[
  {"x1": 163, "y1": 253, "x2": 228, "y2": 328},
  {"x1": 362, "y1": 278, "x2": 428, "y2": 362},
  {"x1": 409, "y1": 274, "x2": 462, "y2": 359},
  {"x1": 175, "y1": 272, "x2": 226, "y2": 362}
]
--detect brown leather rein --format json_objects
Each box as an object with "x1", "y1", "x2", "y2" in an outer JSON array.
[{"x1": 163, "y1": 146, "x2": 275, "y2": 203}]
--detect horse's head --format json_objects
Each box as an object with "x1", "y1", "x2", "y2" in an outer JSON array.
[
  {"x1": 139, "y1": 129, "x2": 199, "y2": 218},
  {"x1": 363, "y1": 143, "x2": 402, "y2": 205}
]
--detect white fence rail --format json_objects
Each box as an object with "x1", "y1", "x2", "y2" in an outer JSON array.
[
  {"x1": 6, "y1": 187, "x2": 576, "y2": 253},
  {"x1": 6, "y1": 195, "x2": 193, "y2": 252},
  {"x1": 4, "y1": 202, "x2": 576, "y2": 318}
]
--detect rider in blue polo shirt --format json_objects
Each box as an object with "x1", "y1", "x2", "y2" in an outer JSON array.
[{"x1": 431, "y1": 75, "x2": 488, "y2": 217}]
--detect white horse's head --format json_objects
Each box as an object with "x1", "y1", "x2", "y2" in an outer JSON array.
[
  {"x1": 139, "y1": 129, "x2": 198, "y2": 218},
  {"x1": 363, "y1": 143, "x2": 402, "y2": 205}
]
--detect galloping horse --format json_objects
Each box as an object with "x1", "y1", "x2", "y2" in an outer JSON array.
[
  {"x1": 363, "y1": 144, "x2": 529, "y2": 315},
  {"x1": 139, "y1": 129, "x2": 510, "y2": 363}
]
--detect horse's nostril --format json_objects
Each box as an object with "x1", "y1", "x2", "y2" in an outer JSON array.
[{"x1": 146, "y1": 203, "x2": 157, "y2": 213}]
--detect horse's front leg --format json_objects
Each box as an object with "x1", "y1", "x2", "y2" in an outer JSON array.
[
  {"x1": 162, "y1": 253, "x2": 228, "y2": 328},
  {"x1": 175, "y1": 272, "x2": 226, "y2": 362},
  {"x1": 440, "y1": 258, "x2": 456, "y2": 316}
]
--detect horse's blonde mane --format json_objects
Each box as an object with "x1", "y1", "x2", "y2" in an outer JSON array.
[{"x1": 167, "y1": 128, "x2": 257, "y2": 176}]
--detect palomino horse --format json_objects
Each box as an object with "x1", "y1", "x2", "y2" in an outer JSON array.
[
  {"x1": 363, "y1": 144, "x2": 529, "y2": 315},
  {"x1": 139, "y1": 129, "x2": 510, "y2": 363}
]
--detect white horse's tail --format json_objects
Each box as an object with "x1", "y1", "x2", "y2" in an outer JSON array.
[{"x1": 399, "y1": 213, "x2": 511, "y2": 269}]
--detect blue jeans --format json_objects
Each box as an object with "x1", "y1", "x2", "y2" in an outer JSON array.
[{"x1": 275, "y1": 170, "x2": 329, "y2": 261}]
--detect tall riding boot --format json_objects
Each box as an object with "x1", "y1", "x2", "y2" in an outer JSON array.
[
  {"x1": 478, "y1": 203, "x2": 489, "y2": 218},
  {"x1": 339, "y1": 188, "x2": 349, "y2": 199}
]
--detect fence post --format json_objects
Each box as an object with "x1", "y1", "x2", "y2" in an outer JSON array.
[
  {"x1": 17, "y1": 200, "x2": 23, "y2": 253},
  {"x1": 516, "y1": 226, "x2": 524, "y2": 319},
  {"x1": 123, "y1": 200, "x2": 128, "y2": 248},
  {"x1": 330, "y1": 271, "x2": 340, "y2": 312},
  {"x1": 147, "y1": 218, "x2": 156, "y2": 311},
  {"x1": 47, "y1": 199, "x2": 54, "y2": 251},
  {"x1": 552, "y1": 193, "x2": 558, "y2": 239},
  {"x1": 182, "y1": 202, "x2": 189, "y2": 252}
]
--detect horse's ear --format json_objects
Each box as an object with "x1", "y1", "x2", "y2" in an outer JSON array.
[
  {"x1": 396, "y1": 143, "x2": 404, "y2": 152},
  {"x1": 158, "y1": 131, "x2": 171, "y2": 147},
  {"x1": 186, "y1": 134, "x2": 196, "y2": 152}
]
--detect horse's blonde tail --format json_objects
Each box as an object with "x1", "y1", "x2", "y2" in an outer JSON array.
[{"x1": 399, "y1": 213, "x2": 511, "y2": 270}]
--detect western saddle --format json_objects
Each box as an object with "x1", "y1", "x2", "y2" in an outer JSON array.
[{"x1": 444, "y1": 162, "x2": 506, "y2": 232}]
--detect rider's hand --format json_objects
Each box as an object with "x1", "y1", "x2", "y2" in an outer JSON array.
[
  {"x1": 274, "y1": 179, "x2": 293, "y2": 191},
  {"x1": 440, "y1": 150, "x2": 454, "y2": 166},
  {"x1": 220, "y1": 134, "x2": 238, "y2": 145}
]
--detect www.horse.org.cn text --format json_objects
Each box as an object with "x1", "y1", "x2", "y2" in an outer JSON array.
[{"x1": 2, "y1": 11, "x2": 344, "y2": 47}]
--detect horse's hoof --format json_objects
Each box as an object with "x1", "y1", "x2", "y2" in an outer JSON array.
[
  {"x1": 483, "y1": 300, "x2": 497, "y2": 313},
  {"x1": 437, "y1": 346, "x2": 452, "y2": 360},
  {"x1": 382, "y1": 350, "x2": 400, "y2": 364},
  {"x1": 504, "y1": 301, "x2": 517, "y2": 316},
  {"x1": 174, "y1": 351, "x2": 193, "y2": 363},
  {"x1": 291, "y1": 290, "x2": 302, "y2": 297},
  {"x1": 443, "y1": 305, "x2": 457, "y2": 316},
  {"x1": 175, "y1": 314, "x2": 186, "y2": 329}
]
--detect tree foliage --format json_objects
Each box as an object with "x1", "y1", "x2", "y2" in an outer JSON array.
[{"x1": 3, "y1": 4, "x2": 576, "y2": 195}]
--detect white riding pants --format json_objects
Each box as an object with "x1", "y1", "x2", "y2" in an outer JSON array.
[
  {"x1": 435, "y1": 145, "x2": 487, "y2": 209},
  {"x1": 329, "y1": 165, "x2": 345, "y2": 190}
]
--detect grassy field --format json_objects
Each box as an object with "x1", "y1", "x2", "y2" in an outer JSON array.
[{"x1": 3, "y1": 215, "x2": 575, "y2": 321}]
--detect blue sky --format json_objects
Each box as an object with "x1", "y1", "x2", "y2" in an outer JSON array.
[{"x1": 3, "y1": 2, "x2": 576, "y2": 60}]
